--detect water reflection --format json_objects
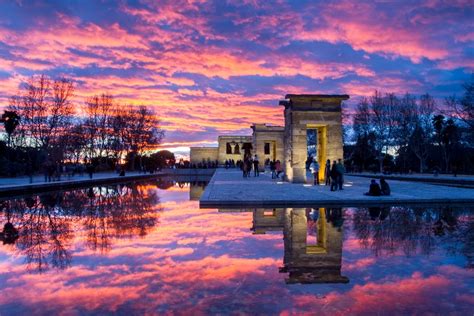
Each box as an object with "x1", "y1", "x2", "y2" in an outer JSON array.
[
  {"x1": 223, "y1": 205, "x2": 474, "y2": 284},
  {"x1": 0, "y1": 183, "x2": 473, "y2": 314},
  {"x1": 0, "y1": 183, "x2": 161, "y2": 272},
  {"x1": 155, "y1": 176, "x2": 209, "y2": 200},
  {"x1": 249, "y1": 208, "x2": 348, "y2": 284},
  {"x1": 353, "y1": 206, "x2": 474, "y2": 268}
]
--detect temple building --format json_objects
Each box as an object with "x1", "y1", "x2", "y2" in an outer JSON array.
[{"x1": 190, "y1": 94, "x2": 349, "y2": 183}]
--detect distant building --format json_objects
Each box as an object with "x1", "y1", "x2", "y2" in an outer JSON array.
[{"x1": 190, "y1": 94, "x2": 349, "y2": 183}]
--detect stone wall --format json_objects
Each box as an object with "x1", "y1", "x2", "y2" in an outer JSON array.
[
  {"x1": 190, "y1": 147, "x2": 219, "y2": 163},
  {"x1": 217, "y1": 135, "x2": 253, "y2": 163},
  {"x1": 251, "y1": 124, "x2": 285, "y2": 168}
]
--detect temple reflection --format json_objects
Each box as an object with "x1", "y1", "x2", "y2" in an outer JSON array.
[
  {"x1": 235, "y1": 207, "x2": 349, "y2": 284},
  {"x1": 281, "y1": 208, "x2": 348, "y2": 284}
]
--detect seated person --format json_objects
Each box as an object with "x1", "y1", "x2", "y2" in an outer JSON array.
[
  {"x1": 364, "y1": 179, "x2": 381, "y2": 196},
  {"x1": 380, "y1": 177, "x2": 391, "y2": 196}
]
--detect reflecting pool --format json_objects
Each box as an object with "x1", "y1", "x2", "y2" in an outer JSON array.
[{"x1": 0, "y1": 180, "x2": 473, "y2": 315}]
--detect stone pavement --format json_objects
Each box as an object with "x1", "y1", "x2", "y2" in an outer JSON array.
[
  {"x1": 349, "y1": 172, "x2": 474, "y2": 187},
  {"x1": 200, "y1": 169, "x2": 474, "y2": 208}
]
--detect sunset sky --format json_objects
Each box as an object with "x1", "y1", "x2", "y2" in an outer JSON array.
[{"x1": 0, "y1": 0, "x2": 473, "y2": 156}]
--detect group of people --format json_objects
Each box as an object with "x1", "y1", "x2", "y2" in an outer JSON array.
[
  {"x1": 364, "y1": 177, "x2": 391, "y2": 196},
  {"x1": 224, "y1": 159, "x2": 237, "y2": 169},
  {"x1": 237, "y1": 155, "x2": 284, "y2": 179},
  {"x1": 240, "y1": 155, "x2": 261, "y2": 178},
  {"x1": 308, "y1": 157, "x2": 345, "y2": 191},
  {"x1": 269, "y1": 160, "x2": 283, "y2": 179}
]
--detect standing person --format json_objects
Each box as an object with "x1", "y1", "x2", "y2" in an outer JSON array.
[
  {"x1": 330, "y1": 160, "x2": 338, "y2": 191},
  {"x1": 270, "y1": 160, "x2": 276, "y2": 179},
  {"x1": 245, "y1": 157, "x2": 252, "y2": 178},
  {"x1": 336, "y1": 159, "x2": 345, "y2": 190},
  {"x1": 253, "y1": 155, "x2": 259, "y2": 177},
  {"x1": 325, "y1": 159, "x2": 331, "y2": 186},
  {"x1": 87, "y1": 163, "x2": 94, "y2": 179},
  {"x1": 275, "y1": 160, "x2": 283, "y2": 179},
  {"x1": 309, "y1": 158, "x2": 320, "y2": 186}
]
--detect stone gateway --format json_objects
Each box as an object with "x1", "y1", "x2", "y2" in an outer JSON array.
[{"x1": 190, "y1": 94, "x2": 349, "y2": 183}]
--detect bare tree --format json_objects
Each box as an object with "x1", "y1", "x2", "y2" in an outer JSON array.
[
  {"x1": 369, "y1": 91, "x2": 399, "y2": 172},
  {"x1": 409, "y1": 94, "x2": 435, "y2": 173},
  {"x1": 83, "y1": 94, "x2": 114, "y2": 164},
  {"x1": 8, "y1": 75, "x2": 75, "y2": 171},
  {"x1": 124, "y1": 105, "x2": 164, "y2": 170},
  {"x1": 395, "y1": 94, "x2": 417, "y2": 172},
  {"x1": 445, "y1": 76, "x2": 474, "y2": 134}
]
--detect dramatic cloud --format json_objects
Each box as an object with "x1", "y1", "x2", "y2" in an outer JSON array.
[{"x1": 0, "y1": 0, "x2": 472, "y2": 155}]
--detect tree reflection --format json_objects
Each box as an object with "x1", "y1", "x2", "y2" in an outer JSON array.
[
  {"x1": 0, "y1": 182, "x2": 161, "y2": 272},
  {"x1": 351, "y1": 205, "x2": 473, "y2": 266}
]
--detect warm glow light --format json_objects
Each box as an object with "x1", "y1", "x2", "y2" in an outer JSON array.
[{"x1": 0, "y1": 1, "x2": 471, "y2": 154}]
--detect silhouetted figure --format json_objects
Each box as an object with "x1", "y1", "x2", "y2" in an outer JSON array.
[
  {"x1": 364, "y1": 179, "x2": 381, "y2": 196},
  {"x1": 330, "y1": 161, "x2": 338, "y2": 191},
  {"x1": 336, "y1": 159, "x2": 345, "y2": 190},
  {"x1": 325, "y1": 159, "x2": 331, "y2": 186},
  {"x1": 253, "y1": 155, "x2": 259, "y2": 177},
  {"x1": 86, "y1": 164, "x2": 94, "y2": 179},
  {"x1": 380, "y1": 177, "x2": 391, "y2": 196},
  {"x1": 270, "y1": 160, "x2": 276, "y2": 179}
]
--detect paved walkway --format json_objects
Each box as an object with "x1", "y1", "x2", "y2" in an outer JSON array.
[
  {"x1": 200, "y1": 169, "x2": 474, "y2": 208},
  {"x1": 0, "y1": 172, "x2": 142, "y2": 188},
  {"x1": 348, "y1": 172, "x2": 474, "y2": 187}
]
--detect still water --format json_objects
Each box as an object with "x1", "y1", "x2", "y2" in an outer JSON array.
[{"x1": 0, "y1": 179, "x2": 473, "y2": 315}]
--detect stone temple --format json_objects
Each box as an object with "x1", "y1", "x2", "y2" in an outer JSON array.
[{"x1": 190, "y1": 94, "x2": 349, "y2": 183}]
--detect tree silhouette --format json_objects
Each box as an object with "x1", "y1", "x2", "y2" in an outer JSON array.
[{"x1": 1, "y1": 110, "x2": 20, "y2": 147}]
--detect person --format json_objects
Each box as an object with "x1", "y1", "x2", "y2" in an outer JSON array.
[
  {"x1": 86, "y1": 163, "x2": 94, "y2": 179},
  {"x1": 330, "y1": 160, "x2": 338, "y2": 191},
  {"x1": 270, "y1": 160, "x2": 276, "y2": 179},
  {"x1": 253, "y1": 155, "x2": 259, "y2": 177},
  {"x1": 309, "y1": 158, "x2": 320, "y2": 185},
  {"x1": 325, "y1": 159, "x2": 331, "y2": 186},
  {"x1": 336, "y1": 159, "x2": 345, "y2": 190},
  {"x1": 380, "y1": 177, "x2": 390, "y2": 196},
  {"x1": 364, "y1": 179, "x2": 381, "y2": 196},
  {"x1": 275, "y1": 160, "x2": 283, "y2": 179}
]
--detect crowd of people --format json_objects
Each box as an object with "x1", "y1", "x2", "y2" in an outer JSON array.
[
  {"x1": 215, "y1": 155, "x2": 393, "y2": 196},
  {"x1": 223, "y1": 155, "x2": 285, "y2": 179}
]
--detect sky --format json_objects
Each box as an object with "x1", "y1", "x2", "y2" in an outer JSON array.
[{"x1": 0, "y1": 0, "x2": 473, "y2": 156}]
